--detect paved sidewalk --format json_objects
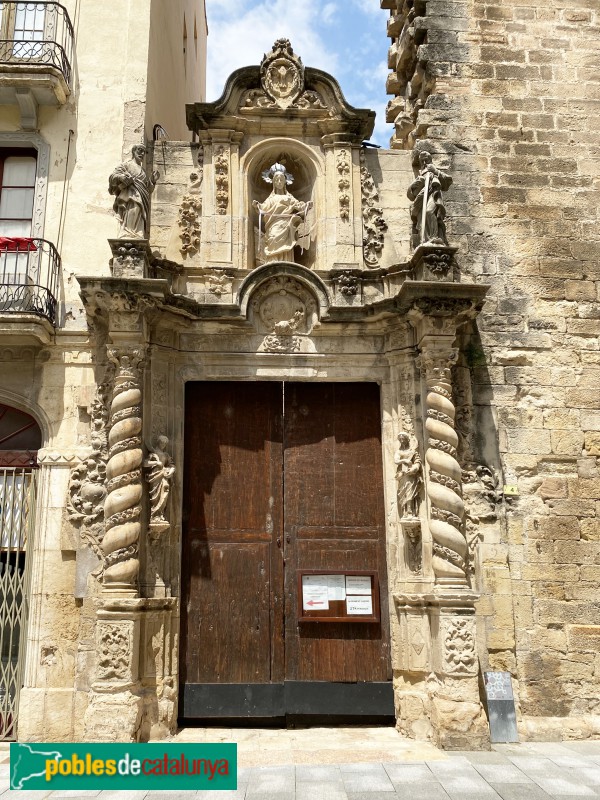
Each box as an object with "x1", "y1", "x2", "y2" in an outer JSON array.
[{"x1": 0, "y1": 730, "x2": 598, "y2": 799}]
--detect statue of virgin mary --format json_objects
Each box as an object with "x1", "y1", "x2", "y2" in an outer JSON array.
[{"x1": 253, "y1": 163, "x2": 312, "y2": 263}]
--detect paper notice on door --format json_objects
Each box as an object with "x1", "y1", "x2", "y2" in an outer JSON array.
[
  {"x1": 345, "y1": 575, "x2": 372, "y2": 595},
  {"x1": 302, "y1": 576, "x2": 329, "y2": 611},
  {"x1": 346, "y1": 595, "x2": 373, "y2": 615},
  {"x1": 326, "y1": 574, "x2": 346, "y2": 601}
]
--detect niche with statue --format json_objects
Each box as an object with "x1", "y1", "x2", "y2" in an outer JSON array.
[{"x1": 249, "y1": 150, "x2": 317, "y2": 270}]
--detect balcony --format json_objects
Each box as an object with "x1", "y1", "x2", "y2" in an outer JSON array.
[
  {"x1": 0, "y1": 237, "x2": 60, "y2": 344},
  {"x1": 0, "y1": 2, "x2": 74, "y2": 125}
]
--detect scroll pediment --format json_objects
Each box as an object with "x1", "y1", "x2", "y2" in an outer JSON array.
[{"x1": 186, "y1": 39, "x2": 375, "y2": 142}]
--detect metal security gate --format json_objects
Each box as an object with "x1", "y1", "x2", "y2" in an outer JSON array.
[{"x1": 0, "y1": 466, "x2": 36, "y2": 740}]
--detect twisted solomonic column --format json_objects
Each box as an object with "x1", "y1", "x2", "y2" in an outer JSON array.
[
  {"x1": 418, "y1": 348, "x2": 468, "y2": 586},
  {"x1": 102, "y1": 347, "x2": 145, "y2": 592}
]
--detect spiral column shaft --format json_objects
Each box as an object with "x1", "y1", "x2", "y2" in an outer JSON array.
[
  {"x1": 102, "y1": 347, "x2": 145, "y2": 593},
  {"x1": 420, "y1": 347, "x2": 468, "y2": 586}
]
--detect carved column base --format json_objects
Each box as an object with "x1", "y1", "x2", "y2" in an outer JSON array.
[
  {"x1": 410, "y1": 243, "x2": 457, "y2": 282},
  {"x1": 394, "y1": 590, "x2": 490, "y2": 750},
  {"x1": 83, "y1": 598, "x2": 143, "y2": 742},
  {"x1": 109, "y1": 238, "x2": 151, "y2": 279}
]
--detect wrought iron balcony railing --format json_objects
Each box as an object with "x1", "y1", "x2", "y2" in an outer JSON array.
[
  {"x1": 0, "y1": 238, "x2": 60, "y2": 325},
  {"x1": 0, "y1": 2, "x2": 74, "y2": 88}
]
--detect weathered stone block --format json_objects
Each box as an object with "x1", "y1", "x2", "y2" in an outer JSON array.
[
  {"x1": 506, "y1": 428, "x2": 552, "y2": 454},
  {"x1": 550, "y1": 430, "x2": 584, "y2": 456},
  {"x1": 537, "y1": 477, "x2": 567, "y2": 499},
  {"x1": 580, "y1": 519, "x2": 600, "y2": 541},
  {"x1": 543, "y1": 499, "x2": 596, "y2": 517},
  {"x1": 584, "y1": 432, "x2": 600, "y2": 455},
  {"x1": 525, "y1": 515, "x2": 580, "y2": 541},
  {"x1": 521, "y1": 564, "x2": 579, "y2": 582},
  {"x1": 567, "y1": 625, "x2": 600, "y2": 652}
]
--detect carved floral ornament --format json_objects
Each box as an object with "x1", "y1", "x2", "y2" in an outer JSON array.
[
  {"x1": 178, "y1": 167, "x2": 203, "y2": 255},
  {"x1": 240, "y1": 39, "x2": 327, "y2": 112},
  {"x1": 441, "y1": 616, "x2": 477, "y2": 676},
  {"x1": 214, "y1": 147, "x2": 229, "y2": 215},
  {"x1": 360, "y1": 149, "x2": 387, "y2": 268},
  {"x1": 336, "y1": 150, "x2": 351, "y2": 221}
]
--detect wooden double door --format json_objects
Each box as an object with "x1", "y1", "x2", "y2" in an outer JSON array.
[{"x1": 180, "y1": 382, "x2": 393, "y2": 720}]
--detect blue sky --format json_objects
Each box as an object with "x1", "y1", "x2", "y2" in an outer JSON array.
[{"x1": 204, "y1": 0, "x2": 392, "y2": 146}]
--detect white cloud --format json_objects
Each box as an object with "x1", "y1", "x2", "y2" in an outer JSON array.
[
  {"x1": 205, "y1": 0, "x2": 339, "y2": 101},
  {"x1": 321, "y1": 3, "x2": 338, "y2": 25},
  {"x1": 350, "y1": 0, "x2": 383, "y2": 17}
]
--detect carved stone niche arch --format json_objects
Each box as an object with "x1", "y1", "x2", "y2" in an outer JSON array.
[
  {"x1": 239, "y1": 262, "x2": 328, "y2": 352},
  {"x1": 242, "y1": 139, "x2": 323, "y2": 271}
]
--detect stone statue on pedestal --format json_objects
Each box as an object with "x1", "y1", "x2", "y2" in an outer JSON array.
[
  {"x1": 395, "y1": 431, "x2": 422, "y2": 519},
  {"x1": 109, "y1": 144, "x2": 159, "y2": 238},
  {"x1": 407, "y1": 152, "x2": 452, "y2": 246},
  {"x1": 253, "y1": 162, "x2": 312, "y2": 263},
  {"x1": 144, "y1": 435, "x2": 175, "y2": 536}
]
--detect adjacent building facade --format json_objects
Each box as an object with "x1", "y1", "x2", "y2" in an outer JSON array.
[
  {"x1": 0, "y1": 0, "x2": 206, "y2": 741},
  {"x1": 0, "y1": 0, "x2": 598, "y2": 748}
]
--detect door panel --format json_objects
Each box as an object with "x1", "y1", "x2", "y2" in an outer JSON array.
[
  {"x1": 283, "y1": 383, "x2": 391, "y2": 684},
  {"x1": 181, "y1": 381, "x2": 284, "y2": 686},
  {"x1": 181, "y1": 381, "x2": 392, "y2": 719}
]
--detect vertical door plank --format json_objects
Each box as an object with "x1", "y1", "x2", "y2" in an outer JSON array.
[
  {"x1": 284, "y1": 382, "x2": 391, "y2": 683},
  {"x1": 181, "y1": 382, "x2": 284, "y2": 686}
]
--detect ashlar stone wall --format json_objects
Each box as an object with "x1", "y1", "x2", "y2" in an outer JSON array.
[{"x1": 384, "y1": 0, "x2": 600, "y2": 739}]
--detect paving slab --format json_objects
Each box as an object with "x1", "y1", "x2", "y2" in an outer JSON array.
[
  {"x1": 491, "y1": 786, "x2": 554, "y2": 800},
  {"x1": 295, "y1": 782, "x2": 346, "y2": 800},
  {"x1": 383, "y1": 763, "x2": 439, "y2": 783},
  {"x1": 295, "y1": 764, "x2": 342, "y2": 783},
  {"x1": 474, "y1": 764, "x2": 533, "y2": 784},
  {"x1": 341, "y1": 764, "x2": 395, "y2": 793}
]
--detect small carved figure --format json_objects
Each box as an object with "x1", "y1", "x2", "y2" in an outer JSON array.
[
  {"x1": 109, "y1": 144, "x2": 159, "y2": 238},
  {"x1": 407, "y1": 151, "x2": 452, "y2": 246},
  {"x1": 144, "y1": 435, "x2": 175, "y2": 528},
  {"x1": 253, "y1": 163, "x2": 312, "y2": 263},
  {"x1": 395, "y1": 432, "x2": 422, "y2": 519}
]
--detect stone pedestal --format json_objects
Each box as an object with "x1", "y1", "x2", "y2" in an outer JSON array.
[
  {"x1": 395, "y1": 590, "x2": 490, "y2": 750},
  {"x1": 410, "y1": 243, "x2": 457, "y2": 282},
  {"x1": 109, "y1": 238, "x2": 151, "y2": 279},
  {"x1": 83, "y1": 598, "x2": 143, "y2": 741}
]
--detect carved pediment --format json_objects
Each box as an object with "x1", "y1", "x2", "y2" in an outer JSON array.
[
  {"x1": 239, "y1": 38, "x2": 328, "y2": 113},
  {"x1": 186, "y1": 40, "x2": 375, "y2": 141}
]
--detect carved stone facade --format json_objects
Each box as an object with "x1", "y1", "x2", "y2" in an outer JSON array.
[{"x1": 8, "y1": 7, "x2": 600, "y2": 749}]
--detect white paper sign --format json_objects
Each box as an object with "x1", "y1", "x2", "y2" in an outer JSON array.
[
  {"x1": 326, "y1": 575, "x2": 346, "y2": 601},
  {"x1": 345, "y1": 575, "x2": 372, "y2": 596},
  {"x1": 302, "y1": 576, "x2": 329, "y2": 611},
  {"x1": 346, "y1": 595, "x2": 373, "y2": 615}
]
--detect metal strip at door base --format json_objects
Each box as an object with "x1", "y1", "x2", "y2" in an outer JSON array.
[{"x1": 181, "y1": 681, "x2": 394, "y2": 719}]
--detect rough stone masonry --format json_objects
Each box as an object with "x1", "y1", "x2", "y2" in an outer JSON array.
[{"x1": 384, "y1": 0, "x2": 600, "y2": 740}]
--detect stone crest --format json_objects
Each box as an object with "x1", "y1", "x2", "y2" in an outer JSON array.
[
  {"x1": 250, "y1": 275, "x2": 317, "y2": 353},
  {"x1": 240, "y1": 39, "x2": 327, "y2": 112},
  {"x1": 262, "y1": 38, "x2": 303, "y2": 108}
]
